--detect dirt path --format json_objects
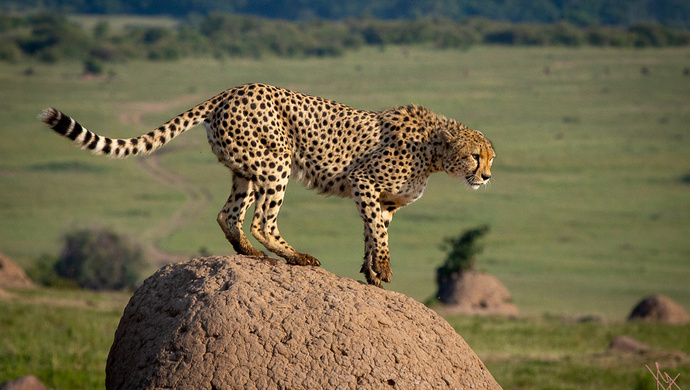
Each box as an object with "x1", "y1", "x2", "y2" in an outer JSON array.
[{"x1": 116, "y1": 94, "x2": 213, "y2": 266}]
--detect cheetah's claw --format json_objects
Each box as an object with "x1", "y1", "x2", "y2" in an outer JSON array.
[{"x1": 286, "y1": 253, "x2": 321, "y2": 267}]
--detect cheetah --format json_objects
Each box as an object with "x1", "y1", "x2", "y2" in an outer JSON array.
[{"x1": 39, "y1": 83, "x2": 495, "y2": 287}]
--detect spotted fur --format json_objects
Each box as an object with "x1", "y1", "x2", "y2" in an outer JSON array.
[{"x1": 39, "y1": 83, "x2": 495, "y2": 287}]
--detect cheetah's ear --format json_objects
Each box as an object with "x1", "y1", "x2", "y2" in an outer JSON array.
[{"x1": 439, "y1": 127, "x2": 456, "y2": 143}]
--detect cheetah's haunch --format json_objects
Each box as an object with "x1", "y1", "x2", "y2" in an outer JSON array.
[{"x1": 39, "y1": 83, "x2": 495, "y2": 287}]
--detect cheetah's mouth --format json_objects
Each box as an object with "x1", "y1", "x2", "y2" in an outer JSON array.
[{"x1": 466, "y1": 177, "x2": 486, "y2": 190}]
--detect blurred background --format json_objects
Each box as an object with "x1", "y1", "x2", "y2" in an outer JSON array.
[{"x1": 1, "y1": 1, "x2": 688, "y2": 388}]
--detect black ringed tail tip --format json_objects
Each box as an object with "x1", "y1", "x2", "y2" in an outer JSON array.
[
  {"x1": 39, "y1": 107, "x2": 87, "y2": 142},
  {"x1": 39, "y1": 107, "x2": 76, "y2": 137},
  {"x1": 38, "y1": 107, "x2": 61, "y2": 128}
]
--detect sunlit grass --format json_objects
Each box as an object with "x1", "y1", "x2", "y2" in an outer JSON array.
[
  {"x1": 1, "y1": 287, "x2": 687, "y2": 389},
  {"x1": 1, "y1": 46, "x2": 688, "y2": 317},
  {"x1": 0, "y1": 289, "x2": 127, "y2": 388},
  {"x1": 446, "y1": 315, "x2": 690, "y2": 390}
]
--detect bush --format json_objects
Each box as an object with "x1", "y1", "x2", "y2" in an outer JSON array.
[
  {"x1": 1, "y1": 12, "x2": 689, "y2": 65},
  {"x1": 551, "y1": 22, "x2": 584, "y2": 46},
  {"x1": 53, "y1": 227, "x2": 144, "y2": 290},
  {"x1": 435, "y1": 225, "x2": 489, "y2": 285},
  {"x1": 15, "y1": 12, "x2": 90, "y2": 62},
  {"x1": 0, "y1": 40, "x2": 21, "y2": 62},
  {"x1": 83, "y1": 57, "x2": 104, "y2": 75},
  {"x1": 26, "y1": 254, "x2": 79, "y2": 289},
  {"x1": 628, "y1": 23, "x2": 686, "y2": 47},
  {"x1": 586, "y1": 26, "x2": 632, "y2": 46}
]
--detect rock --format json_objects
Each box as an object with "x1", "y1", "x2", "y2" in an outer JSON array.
[
  {"x1": 628, "y1": 295, "x2": 690, "y2": 324},
  {"x1": 0, "y1": 375, "x2": 48, "y2": 390},
  {"x1": 0, "y1": 253, "x2": 35, "y2": 289},
  {"x1": 609, "y1": 336, "x2": 650, "y2": 354},
  {"x1": 106, "y1": 256, "x2": 502, "y2": 389},
  {"x1": 435, "y1": 270, "x2": 518, "y2": 316}
]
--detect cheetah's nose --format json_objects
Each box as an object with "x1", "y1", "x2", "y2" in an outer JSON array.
[{"x1": 481, "y1": 173, "x2": 491, "y2": 181}]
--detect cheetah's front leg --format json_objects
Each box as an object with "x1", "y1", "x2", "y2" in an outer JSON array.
[{"x1": 349, "y1": 177, "x2": 393, "y2": 287}]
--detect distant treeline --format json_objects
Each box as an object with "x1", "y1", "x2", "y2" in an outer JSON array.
[
  {"x1": 1, "y1": 12, "x2": 688, "y2": 67},
  {"x1": 4, "y1": 0, "x2": 690, "y2": 29}
]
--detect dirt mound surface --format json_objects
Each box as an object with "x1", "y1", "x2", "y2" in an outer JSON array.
[
  {"x1": 628, "y1": 294, "x2": 690, "y2": 324},
  {"x1": 106, "y1": 256, "x2": 501, "y2": 389},
  {"x1": 609, "y1": 336, "x2": 650, "y2": 354},
  {"x1": 0, "y1": 375, "x2": 49, "y2": 390},
  {"x1": 0, "y1": 253, "x2": 34, "y2": 289},
  {"x1": 436, "y1": 271, "x2": 518, "y2": 316}
]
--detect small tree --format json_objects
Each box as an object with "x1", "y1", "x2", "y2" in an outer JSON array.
[
  {"x1": 83, "y1": 57, "x2": 104, "y2": 75},
  {"x1": 54, "y1": 227, "x2": 144, "y2": 290},
  {"x1": 436, "y1": 225, "x2": 489, "y2": 286}
]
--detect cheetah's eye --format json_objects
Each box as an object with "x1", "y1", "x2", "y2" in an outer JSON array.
[{"x1": 471, "y1": 154, "x2": 479, "y2": 162}]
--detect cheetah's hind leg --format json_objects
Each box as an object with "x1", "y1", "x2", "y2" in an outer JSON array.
[
  {"x1": 248, "y1": 178, "x2": 321, "y2": 267},
  {"x1": 217, "y1": 176, "x2": 267, "y2": 258}
]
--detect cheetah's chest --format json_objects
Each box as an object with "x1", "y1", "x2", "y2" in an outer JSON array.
[{"x1": 380, "y1": 174, "x2": 430, "y2": 207}]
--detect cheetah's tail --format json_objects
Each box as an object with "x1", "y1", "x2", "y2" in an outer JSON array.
[{"x1": 38, "y1": 92, "x2": 225, "y2": 158}]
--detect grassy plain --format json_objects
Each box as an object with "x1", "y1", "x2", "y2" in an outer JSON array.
[
  {"x1": 2, "y1": 45, "x2": 688, "y2": 315},
  {"x1": 1, "y1": 288, "x2": 688, "y2": 389},
  {"x1": 0, "y1": 45, "x2": 689, "y2": 388}
]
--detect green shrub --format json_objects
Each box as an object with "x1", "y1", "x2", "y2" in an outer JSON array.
[
  {"x1": 26, "y1": 254, "x2": 79, "y2": 289},
  {"x1": 53, "y1": 227, "x2": 144, "y2": 290},
  {"x1": 83, "y1": 57, "x2": 104, "y2": 75},
  {"x1": 0, "y1": 40, "x2": 21, "y2": 62},
  {"x1": 16, "y1": 13, "x2": 90, "y2": 62},
  {"x1": 1, "y1": 12, "x2": 689, "y2": 65},
  {"x1": 436, "y1": 225, "x2": 489, "y2": 283}
]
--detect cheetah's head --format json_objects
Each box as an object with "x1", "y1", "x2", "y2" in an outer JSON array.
[{"x1": 440, "y1": 126, "x2": 495, "y2": 190}]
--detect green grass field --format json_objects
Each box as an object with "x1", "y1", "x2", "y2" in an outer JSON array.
[
  {"x1": 1, "y1": 288, "x2": 688, "y2": 389},
  {"x1": 1, "y1": 45, "x2": 689, "y2": 388},
  {"x1": 2, "y1": 45, "x2": 688, "y2": 315}
]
